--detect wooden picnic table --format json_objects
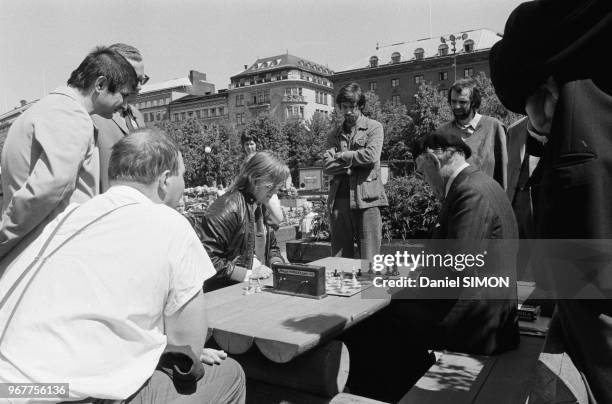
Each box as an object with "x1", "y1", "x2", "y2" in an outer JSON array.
[{"x1": 205, "y1": 256, "x2": 390, "y2": 364}]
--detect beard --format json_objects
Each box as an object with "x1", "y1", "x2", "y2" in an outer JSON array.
[{"x1": 453, "y1": 108, "x2": 472, "y2": 121}]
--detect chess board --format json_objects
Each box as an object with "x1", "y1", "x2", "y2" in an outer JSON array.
[{"x1": 325, "y1": 273, "x2": 374, "y2": 297}]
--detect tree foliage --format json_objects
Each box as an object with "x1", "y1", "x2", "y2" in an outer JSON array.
[
  {"x1": 158, "y1": 119, "x2": 241, "y2": 188},
  {"x1": 284, "y1": 112, "x2": 331, "y2": 185},
  {"x1": 241, "y1": 113, "x2": 288, "y2": 161}
]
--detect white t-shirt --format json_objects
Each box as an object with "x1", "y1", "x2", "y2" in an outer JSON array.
[{"x1": 0, "y1": 186, "x2": 215, "y2": 400}]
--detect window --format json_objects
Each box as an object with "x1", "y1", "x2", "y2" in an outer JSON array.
[
  {"x1": 203, "y1": 109, "x2": 209, "y2": 118},
  {"x1": 414, "y1": 48, "x2": 424, "y2": 60},
  {"x1": 143, "y1": 114, "x2": 148, "y2": 123},
  {"x1": 439, "y1": 71, "x2": 448, "y2": 81},
  {"x1": 391, "y1": 95, "x2": 401, "y2": 106},
  {"x1": 156, "y1": 112, "x2": 161, "y2": 121},
  {"x1": 391, "y1": 78, "x2": 400, "y2": 88},
  {"x1": 152, "y1": 100, "x2": 157, "y2": 107},
  {"x1": 464, "y1": 67, "x2": 474, "y2": 78},
  {"x1": 166, "y1": 98, "x2": 170, "y2": 105},
  {"x1": 146, "y1": 101, "x2": 151, "y2": 108},
  {"x1": 324, "y1": 93, "x2": 328, "y2": 105},
  {"x1": 438, "y1": 44, "x2": 449, "y2": 56},
  {"x1": 414, "y1": 75, "x2": 424, "y2": 85},
  {"x1": 236, "y1": 113, "x2": 244, "y2": 125},
  {"x1": 150, "y1": 113, "x2": 155, "y2": 121},
  {"x1": 369, "y1": 81, "x2": 377, "y2": 91},
  {"x1": 196, "y1": 110, "x2": 201, "y2": 119},
  {"x1": 188, "y1": 111, "x2": 193, "y2": 118},
  {"x1": 391, "y1": 52, "x2": 401, "y2": 63},
  {"x1": 369, "y1": 56, "x2": 379, "y2": 68},
  {"x1": 236, "y1": 94, "x2": 244, "y2": 106},
  {"x1": 173, "y1": 113, "x2": 179, "y2": 122},
  {"x1": 286, "y1": 105, "x2": 303, "y2": 118},
  {"x1": 463, "y1": 39, "x2": 475, "y2": 52},
  {"x1": 219, "y1": 107, "x2": 225, "y2": 115}
]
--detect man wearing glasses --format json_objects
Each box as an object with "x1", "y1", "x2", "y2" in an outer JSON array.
[
  {"x1": 323, "y1": 82, "x2": 388, "y2": 263},
  {"x1": 92, "y1": 43, "x2": 148, "y2": 193}
]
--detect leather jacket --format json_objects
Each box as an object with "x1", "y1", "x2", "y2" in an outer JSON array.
[{"x1": 186, "y1": 190, "x2": 284, "y2": 291}]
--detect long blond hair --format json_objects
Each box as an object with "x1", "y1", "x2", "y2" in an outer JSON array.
[{"x1": 229, "y1": 151, "x2": 290, "y2": 194}]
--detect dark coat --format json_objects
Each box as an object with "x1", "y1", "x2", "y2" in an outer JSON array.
[
  {"x1": 395, "y1": 165, "x2": 520, "y2": 355},
  {"x1": 187, "y1": 190, "x2": 284, "y2": 291},
  {"x1": 92, "y1": 105, "x2": 145, "y2": 193}
]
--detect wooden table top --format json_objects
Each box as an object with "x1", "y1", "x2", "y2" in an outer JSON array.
[{"x1": 205, "y1": 257, "x2": 391, "y2": 363}]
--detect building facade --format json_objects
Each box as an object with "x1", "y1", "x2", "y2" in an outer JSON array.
[
  {"x1": 331, "y1": 29, "x2": 502, "y2": 107},
  {"x1": 168, "y1": 90, "x2": 229, "y2": 130},
  {"x1": 227, "y1": 54, "x2": 335, "y2": 128},
  {"x1": 134, "y1": 70, "x2": 215, "y2": 127}
]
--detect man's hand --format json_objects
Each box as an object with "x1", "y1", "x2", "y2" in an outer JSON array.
[
  {"x1": 200, "y1": 348, "x2": 227, "y2": 365},
  {"x1": 252, "y1": 265, "x2": 273, "y2": 279}
]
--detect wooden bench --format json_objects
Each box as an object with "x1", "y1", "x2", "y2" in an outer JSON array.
[{"x1": 400, "y1": 334, "x2": 546, "y2": 403}]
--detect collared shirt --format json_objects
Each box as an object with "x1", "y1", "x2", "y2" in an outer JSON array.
[
  {"x1": 0, "y1": 186, "x2": 215, "y2": 400},
  {"x1": 456, "y1": 113, "x2": 482, "y2": 137},
  {"x1": 445, "y1": 162, "x2": 470, "y2": 197}
]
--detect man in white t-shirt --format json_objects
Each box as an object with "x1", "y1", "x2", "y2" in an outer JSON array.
[{"x1": 0, "y1": 129, "x2": 245, "y2": 402}]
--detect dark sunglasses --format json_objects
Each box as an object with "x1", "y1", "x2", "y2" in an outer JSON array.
[{"x1": 138, "y1": 74, "x2": 150, "y2": 85}]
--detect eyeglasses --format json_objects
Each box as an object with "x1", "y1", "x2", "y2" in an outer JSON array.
[{"x1": 138, "y1": 74, "x2": 150, "y2": 86}]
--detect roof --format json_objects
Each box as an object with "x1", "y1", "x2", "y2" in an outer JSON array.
[
  {"x1": 139, "y1": 77, "x2": 192, "y2": 95},
  {"x1": 231, "y1": 53, "x2": 333, "y2": 80},
  {"x1": 0, "y1": 100, "x2": 38, "y2": 122},
  {"x1": 340, "y1": 28, "x2": 502, "y2": 72},
  {"x1": 169, "y1": 92, "x2": 228, "y2": 105}
]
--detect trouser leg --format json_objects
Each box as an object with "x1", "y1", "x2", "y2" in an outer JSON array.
[
  {"x1": 331, "y1": 198, "x2": 355, "y2": 258},
  {"x1": 353, "y1": 207, "x2": 382, "y2": 262},
  {"x1": 126, "y1": 357, "x2": 246, "y2": 404}
]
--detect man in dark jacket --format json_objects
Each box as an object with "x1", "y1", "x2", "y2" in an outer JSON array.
[{"x1": 490, "y1": 1, "x2": 612, "y2": 401}]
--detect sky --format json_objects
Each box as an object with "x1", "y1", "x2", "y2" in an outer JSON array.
[{"x1": 0, "y1": 0, "x2": 526, "y2": 115}]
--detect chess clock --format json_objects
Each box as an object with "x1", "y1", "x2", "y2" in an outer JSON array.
[{"x1": 270, "y1": 262, "x2": 327, "y2": 299}]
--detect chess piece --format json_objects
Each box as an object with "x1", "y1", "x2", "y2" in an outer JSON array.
[
  {"x1": 333, "y1": 269, "x2": 339, "y2": 277},
  {"x1": 357, "y1": 268, "x2": 362, "y2": 277},
  {"x1": 351, "y1": 270, "x2": 359, "y2": 287},
  {"x1": 368, "y1": 262, "x2": 374, "y2": 274},
  {"x1": 385, "y1": 265, "x2": 392, "y2": 277},
  {"x1": 392, "y1": 263, "x2": 400, "y2": 276}
]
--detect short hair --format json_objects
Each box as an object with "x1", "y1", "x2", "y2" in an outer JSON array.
[
  {"x1": 109, "y1": 43, "x2": 143, "y2": 62},
  {"x1": 67, "y1": 46, "x2": 137, "y2": 93},
  {"x1": 447, "y1": 78, "x2": 481, "y2": 110},
  {"x1": 335, "y1": 82, "x2": 366, "y2": 111},
  {"x1": 109, "y1": 128, "x2": 180, "y2": 185},
  {"x1": 240, "y1": 130, "x2": 257, "y2": 146},
  {"x1": 229, "y1": 151, "x2": 290, "y2": 195}
]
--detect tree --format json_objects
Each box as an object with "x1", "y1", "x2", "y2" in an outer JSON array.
[
  {"x1": 410, "y1": 81, "x2": 452, "y2": 143},
  {"x1": 284, "y1": 112, "x2": 331, "y2": 185},
  {"x1": 473, "y1": 72, "x2": 523, "y2": 127},
  {"x1": 158, "y1": 118, "x2": 240, "y2": 188}
]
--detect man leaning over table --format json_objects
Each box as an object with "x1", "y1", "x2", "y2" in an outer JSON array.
[{"x1": 0, "y1": 129, "x2": 245, "y2": 403}]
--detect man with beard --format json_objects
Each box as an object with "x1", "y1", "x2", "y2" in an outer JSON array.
[
  {"x1": 323, "y1": 82, "x2": 388, "y2": 263},
  {"x1": 437, "y1": 78, "x2": 508, "y2": 190}
]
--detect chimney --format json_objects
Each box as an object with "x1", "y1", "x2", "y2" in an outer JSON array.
[
  {"x1": 20, "y1": 99, "x2": 27, "y2": 107},
  {"x1": 244, "y1": 64, "x2": 248, "y2": 70},
  {"x1": 189, "y1": 70, "x2": 207, "y2": 84}
]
